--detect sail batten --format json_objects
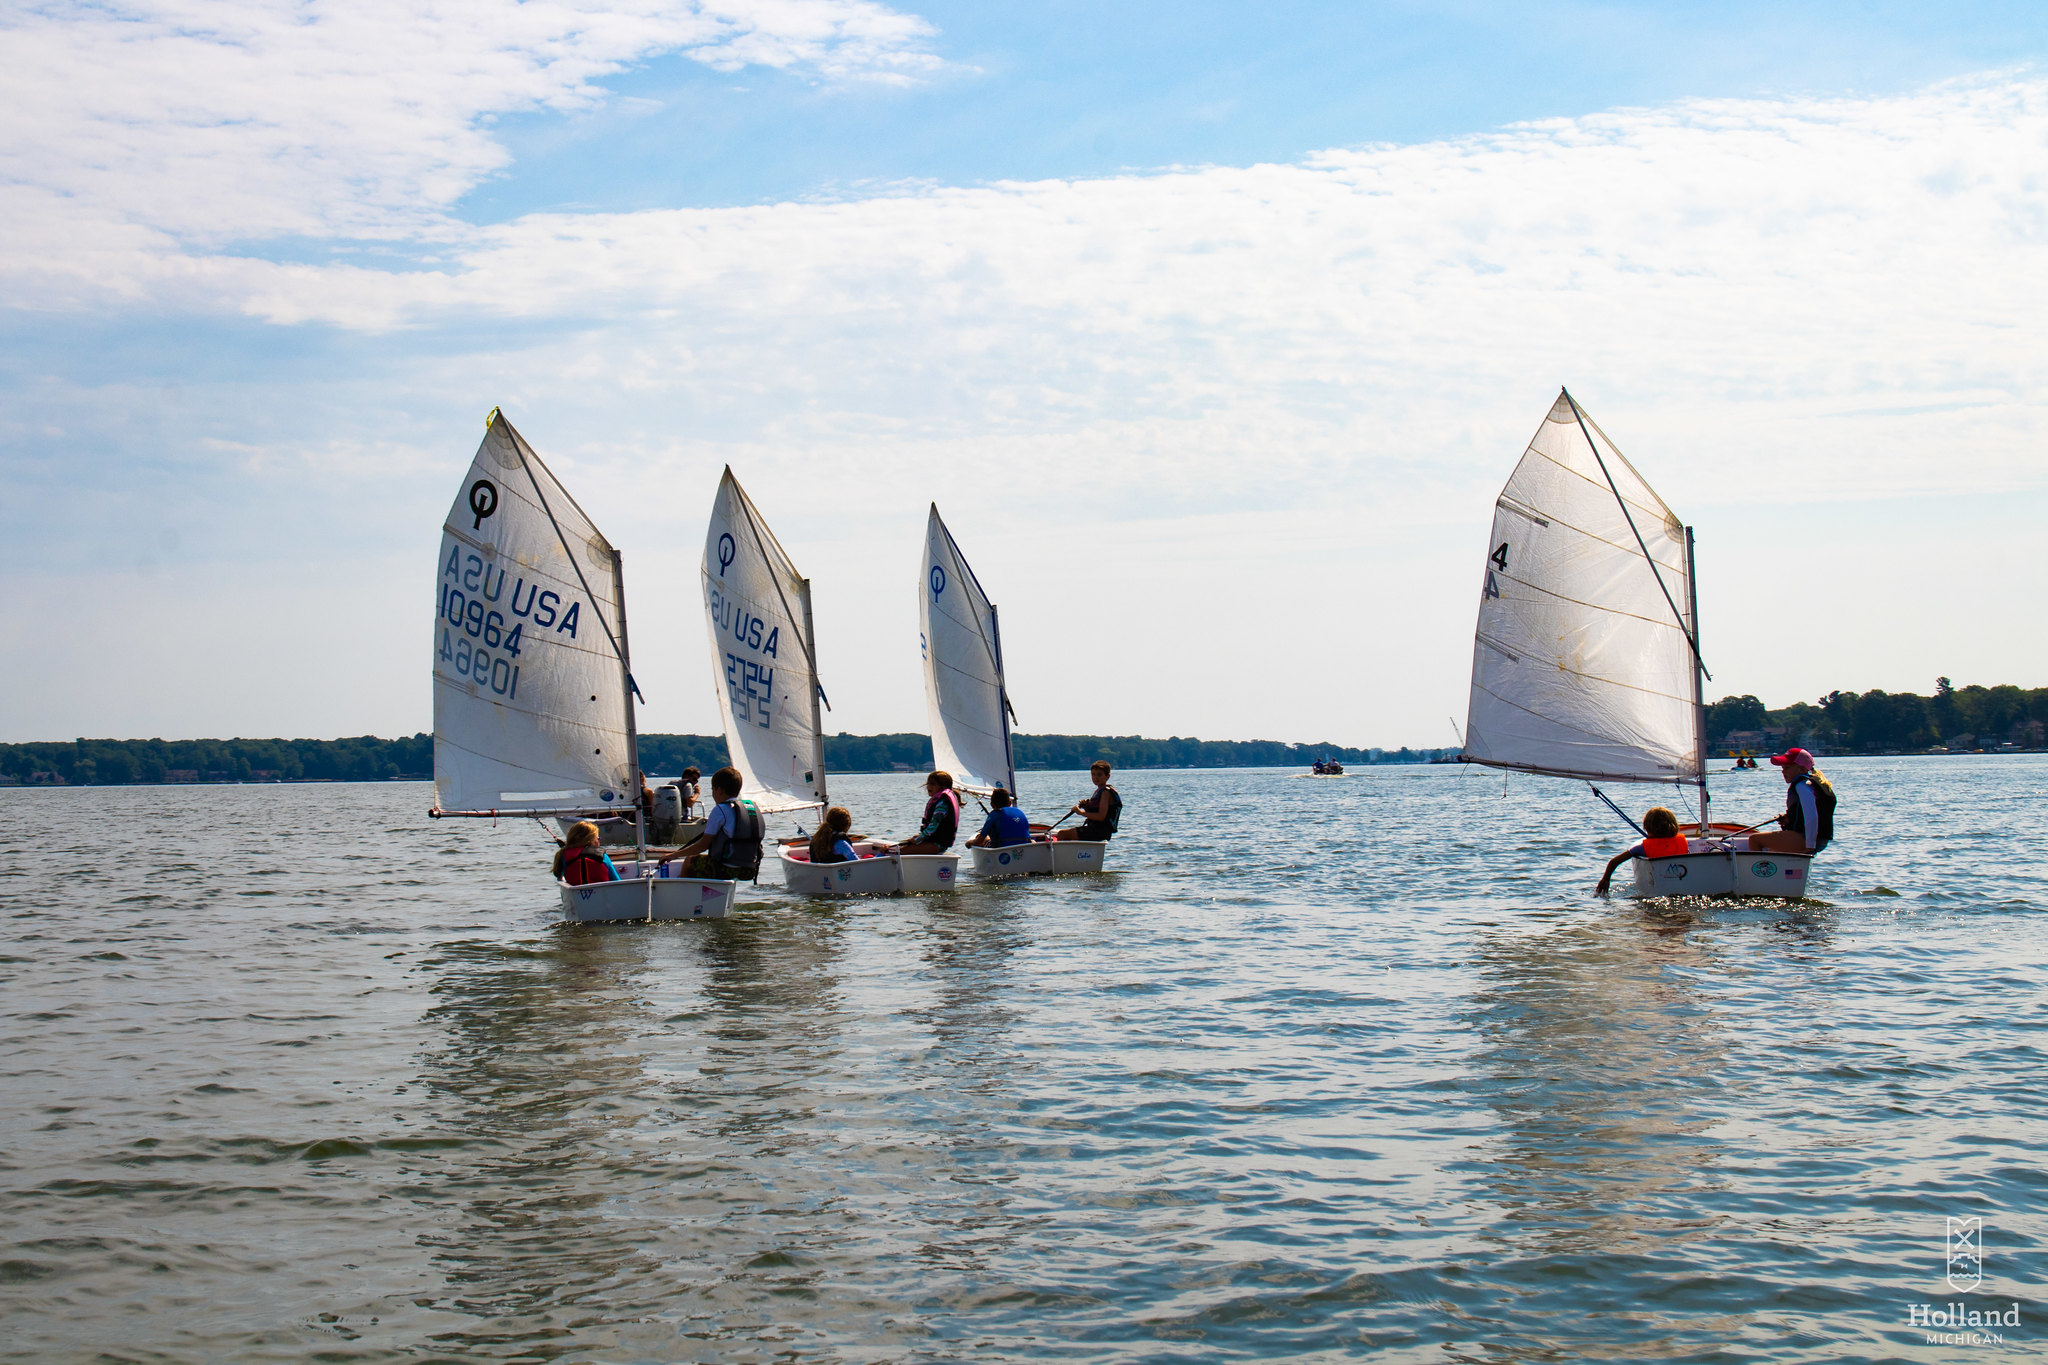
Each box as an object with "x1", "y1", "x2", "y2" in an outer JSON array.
[
  {"x1": 1461, "y1": 390, "x2": 1703, "y2": 787},
  {"x1": 703, "y1": 470, "x2": 825, "y2": 814},
  {"x1": 433, "y1": 413, "x2": 634, "y2": 814},
  {"x1": 920, "y1": 507, "x2": 1015, "y2": 797}
]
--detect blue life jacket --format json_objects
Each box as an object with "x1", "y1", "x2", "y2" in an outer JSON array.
[{"x1": 983, "y1": 805, "x2": 1031, "y2": 847}]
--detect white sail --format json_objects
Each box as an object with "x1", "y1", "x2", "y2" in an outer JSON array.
[
  {"x1": 920, "y1": 506, "x2": 1015, "y2": 796},
  {"x1": 702, "y1": 469, "x2": 825, "y2": 813},
  {"x1": 1463, "y1": 390, "x2": 1703, "y2": 786},
  {"x1": 434, "y1": 412, "x2": 634, "y2": 813}
]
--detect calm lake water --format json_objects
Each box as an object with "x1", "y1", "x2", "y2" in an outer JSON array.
[{"x1": 2, "y1": 757, "x2": 2042, "y2": 1362}]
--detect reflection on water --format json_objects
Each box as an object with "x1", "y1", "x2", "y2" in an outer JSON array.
[
  {"x1": 1, "y1": 759, "x2": 2045, "y2": 1362},
  {"x1": 1467, "y1": 910, "x2": 1733, "y2": 1264},
  {"x1": 412, "y1": 936, "x2": 669, "y2": 1357}
]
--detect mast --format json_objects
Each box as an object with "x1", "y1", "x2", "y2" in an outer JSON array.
[
  {"x1": 613, "y1": 546, "x2": 647, "y2": 869},
  {"x1": 800, "y1": 576, "x2": 828, "y2": 805},
  {"x1": 988, "y1": 602, "x2": 1017, "y2": 795},
  {"x1": 1685, "y1": 526, "x2": 1709, "y2": 833}
]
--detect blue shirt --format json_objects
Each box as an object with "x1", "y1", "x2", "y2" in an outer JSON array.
[
  {"x1": 978, "y1": 806, "x2": 1032, "y2": 847},
  {"x1": 832, "y1": 837, "x2": 858, "y2": 861}
]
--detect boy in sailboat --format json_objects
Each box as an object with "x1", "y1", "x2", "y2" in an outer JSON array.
[
  {"x1": 554, "y1": 822, "x2": 621, "y2": 886},
  {"x1": 967, "y1": 788, "x2": 1032, "y2": 849},
  {"x1": 661, "y1": 767, "x2": 765, "y2": 880},
  {"x1": 1594, "y1": 807, "x2": 1691, "y2": 894},
  {"x1": 889, "y1": 771, "x2": 960, "y2": 855},
  {"x1": 1048, "y1": 761, "x2": 1121, "y2": 842}
]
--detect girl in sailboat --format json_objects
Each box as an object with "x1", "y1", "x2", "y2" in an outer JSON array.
[
  {"x1": 1594, "y1": 807, "x2": 1690, "y2": 894},
  {"x1": 1748, "y1": 750, "x2": 1837, "y2": 854},
  {"x1": 554, "y1": 822, "x2": 620, "y2": 886},
  {"x1": 809, "y1": 807, "x2": 858, "y2": 864},
  {"x1": 889, "y1": 772, "x2": 960, "y2": 855}
]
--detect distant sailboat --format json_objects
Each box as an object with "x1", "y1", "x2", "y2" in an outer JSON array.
[
  {"x1": 430, "y1": 411, "x2": 734, "y2": 921},
  {"x1": 1458, "y1": 390, "x2": 1814, "y2": 897}
]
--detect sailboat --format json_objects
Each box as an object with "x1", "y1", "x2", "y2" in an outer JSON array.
[
  {"x1": 1458, "y1": 390, "x2": 1815, "y2": 898},
  {"x1": 922, "y1": 506, "x2": 1042, "y2": 878},
  {"x1": 920, "y1": 507, "x2": 1107, "y2": 877},
  {"x1": 430, "y1": 411, "x2": 735, "y2": 922},
  {"x1": 704, "y1": 472, "x2": 957, "y2": 897}
]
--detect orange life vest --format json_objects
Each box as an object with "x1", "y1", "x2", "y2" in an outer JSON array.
[{"x1": 1641, "y1": 835, "x2": 1690, "y2": 858}]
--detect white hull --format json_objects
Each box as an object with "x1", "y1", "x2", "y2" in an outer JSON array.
[
  {"x1": 1049, "y1": 840, "x2": 1111, "y2": 874},
  {"x1": 968, "y1": 839, "x2": 1112, "y2": 877},
  {"x1": 557, "y1": 862, "x2": 737, "y2": 922},
  {"x1": 1631, "y1": 850, "x2": 1815, "y2": 898},
  {"x1": 969, "y1": 842, "x2": 1054, "y2": 878},
  {"x1": 778, "y1": 842, "x2": 961, "y2": 897}
]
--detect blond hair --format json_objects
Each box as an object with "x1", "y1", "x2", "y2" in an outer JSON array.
[{"x1": 553, "y1": 821, "x2": 602, "y2": 878}]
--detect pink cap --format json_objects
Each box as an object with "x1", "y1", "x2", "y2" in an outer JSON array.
[{"x1": 1769, "y1": 748, "x2": 1814, "y2": 770}]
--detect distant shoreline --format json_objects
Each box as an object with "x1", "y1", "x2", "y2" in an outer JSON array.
[
  {"x1": 0, "y1": 731, "x2": 1458, "y2": 788},
  {"x1": 3, "y1": 747, "x2": 2040, "y2": 789}
]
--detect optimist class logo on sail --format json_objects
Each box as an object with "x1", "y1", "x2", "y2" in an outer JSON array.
[{"x1": 436, "y1": 540, "x2": 590, "y2": 701}]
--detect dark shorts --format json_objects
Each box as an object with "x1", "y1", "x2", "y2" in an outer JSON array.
[
  {"x1": 684, "y1": 855, "x2": 757, "y2": 881},
  {"x1": 1077, "y1": 823, "x2": 1115, "y2": 841}
]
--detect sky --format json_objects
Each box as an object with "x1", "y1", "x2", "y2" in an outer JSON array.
[{"x1": 2, "y1": 0, "x2": 2046, "y2": 749}]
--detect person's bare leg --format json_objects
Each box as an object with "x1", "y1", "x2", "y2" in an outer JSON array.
[{"x1": 1748, "y1": 830, "x2": 1808, "y2": 854}]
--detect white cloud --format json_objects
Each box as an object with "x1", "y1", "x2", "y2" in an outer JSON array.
[
  {"x1": 165, "y1": 73, "x2": 2048, "y2": 509},
  {"x1": 4, "y1": 43, "x2": 2048, "y2": 744},
  {"x1": 0, "y1": 0, "x2": 942, "y2": 279}
]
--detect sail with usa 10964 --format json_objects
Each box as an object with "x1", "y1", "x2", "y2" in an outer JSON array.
[{"x1": 430, "y1": 410, "x2": 734, "y2": 922}]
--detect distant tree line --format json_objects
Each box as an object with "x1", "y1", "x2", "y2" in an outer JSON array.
[
  {"x1": 0, "y1": 735, "x2": 433, "y2": 786},
  {"x1": 0, "y1": 730, "x2": 1449, "y2": 786},
  {"x1": 557, "y1": 732, "x2": 1448, "y2": 778},
  {"x1": 1705, "y1": 679, "x2": 2048, "y2": 754},
  {"x1": 19, "y1": 682, "x2": 2033, "y2": 784}
]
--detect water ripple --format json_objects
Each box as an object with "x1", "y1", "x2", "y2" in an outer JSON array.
[{"x1": 1, "y1": 758, "x2": 2043, "y2": 1361}]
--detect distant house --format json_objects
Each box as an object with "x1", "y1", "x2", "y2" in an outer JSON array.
[
  {"x1": 166, "y1": 769, "x2": 199, "y2": 782},
  {"x1": 28, "y1": 771, "x2": 64, "y2": 785}
]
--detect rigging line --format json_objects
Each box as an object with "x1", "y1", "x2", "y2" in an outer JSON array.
[
  {"x1": 1588, "y1": 784, "x2": 1648, "y2": 836},
  {"x1": 729, "y1": 475, "x2": 821, "y2": 686},
  {"x1": 1561, "y1": 391, "x2": 1712, "y2": 683},
  {"x1": 503, "y1": 419, "x2": 638, "y2": 697}
]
